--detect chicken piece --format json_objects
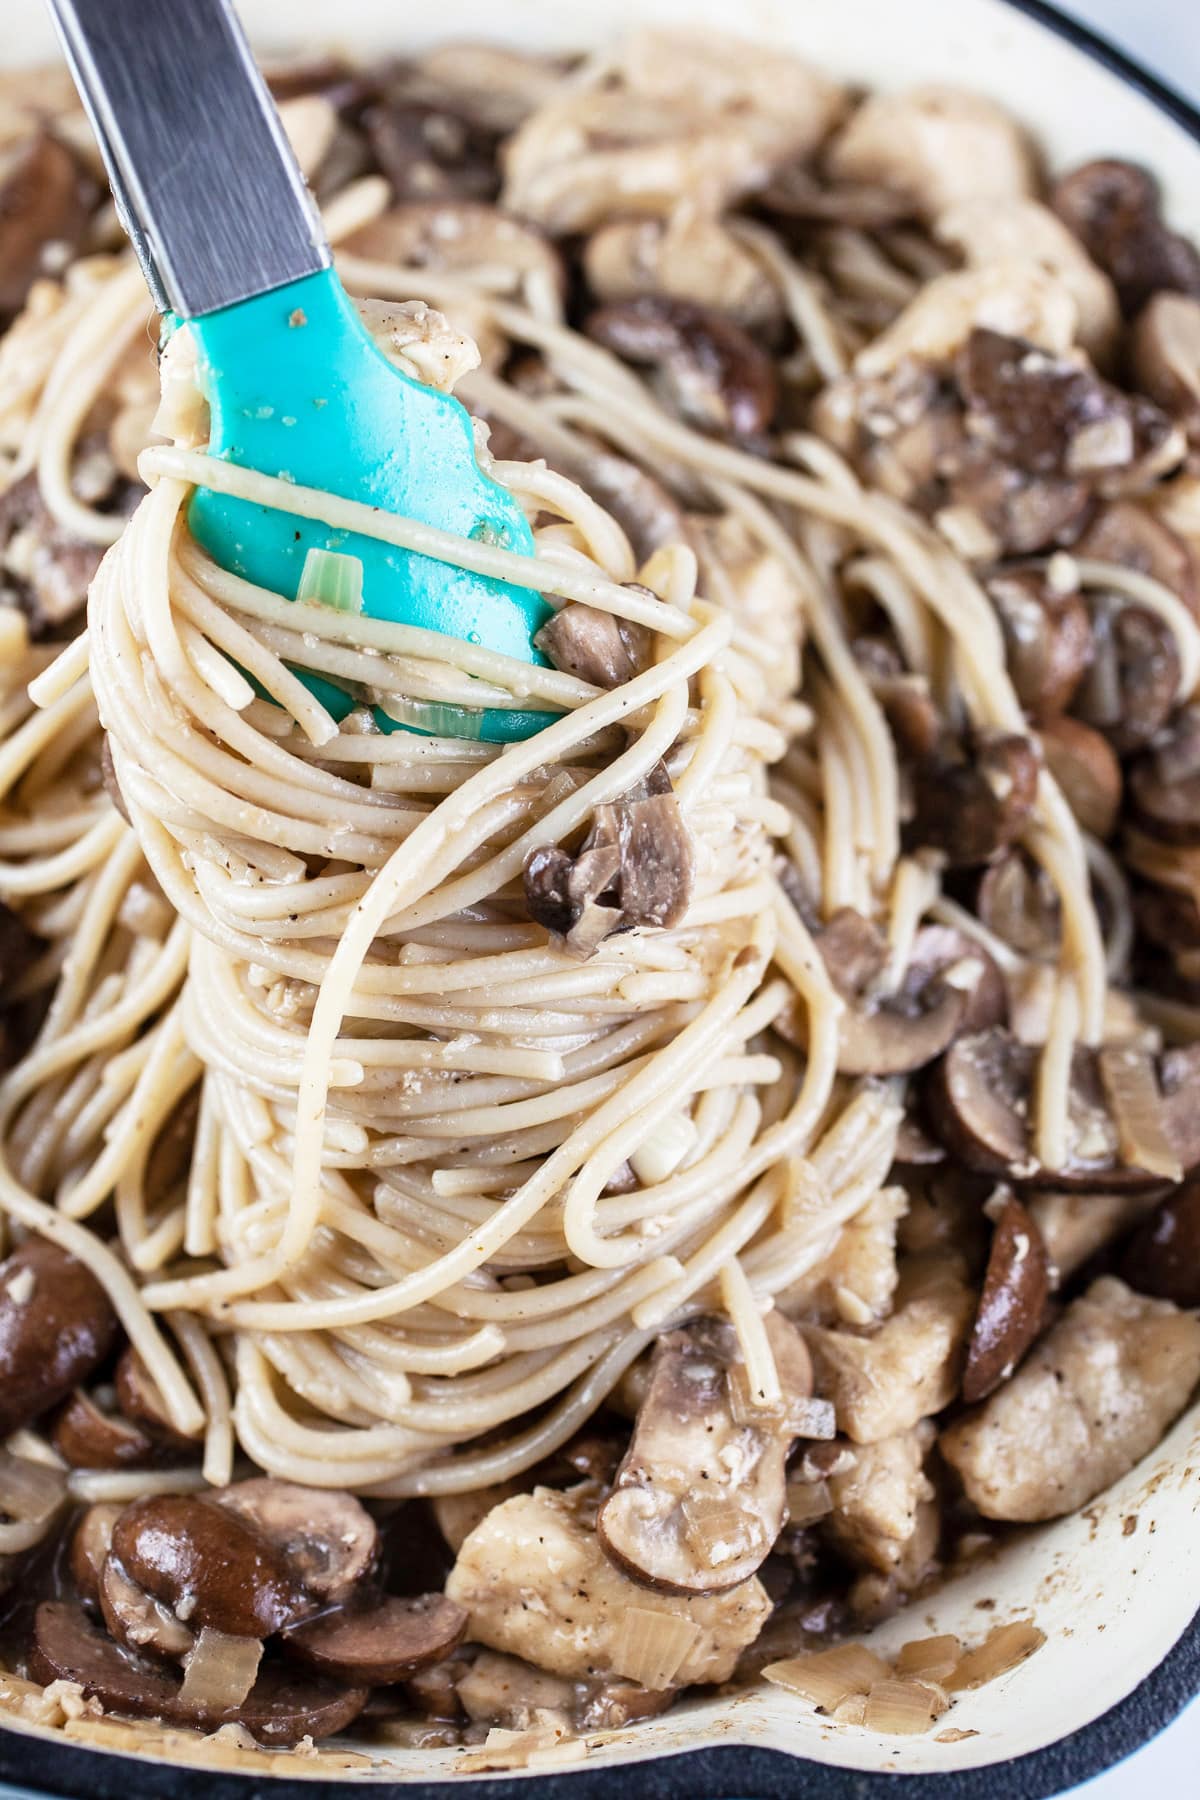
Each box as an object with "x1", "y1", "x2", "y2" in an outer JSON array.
[
  {"x1": 445, "y1": 1487, "x2": 770, "y2": 1685},
  {"x1": 1027, "y1": 1190, "x2": 1159, "y2": 1283},
  {"x1": 803, "y1": 1255, "x2": 974, "y2": 1443},
  {"x1": 781, "y1": 1188, "x2": 905, "y2": 1327},
  {"x1": 854, "y1": 264, "x2": 1078, "y2": 379},
  {"x1": 940, "y1": 1276, "x2": 1200, "y2": 1521},
  {"x1": 935, "y1": 197, "x2": 1119, "y2": 364},
  {"x1": 822, "y1": 1422, "x2": 936, "y2": 1576},
  {"x1": 356, "y1": 298, "x2": 480, "y2": 395},
  {"x1": 826, "y1": 86, "x2": 1037, "y2": 220}
]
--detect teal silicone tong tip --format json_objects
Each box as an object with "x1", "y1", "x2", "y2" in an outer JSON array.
[
  {"x1": 49, "y1": 0, "x2": 554, "y2": 746},
  {"x1": 186, "y1": 271, "x2": 554, "y2": 745}
]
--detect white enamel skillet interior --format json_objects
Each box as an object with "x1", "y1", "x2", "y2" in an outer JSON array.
[{"x1": 2, "y1": 0, "x2": 1199, "y2": 1793}]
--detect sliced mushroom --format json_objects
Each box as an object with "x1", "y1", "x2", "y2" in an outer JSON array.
[
  {"x1": 956, "y1": 329, "x2": 1182, "y2": 488},
  {"x1": 534, "y1": 602, "x2": 653, "y2": 689},
  {"x1": 927, "y1": 1027, "x2": 1200, "y2": 1189},
  {"x1": 345, "y1": 201, "x2": 562, "y2": 314},
  {"x1": 850, "y1": 635, "x2": 938, "y2": 756},
  {"x1": 824, "y1": 86, "x2": 1037, "y2": 221},
  {"x1": 1130, "y1": 292, "x2": 1200, "y2": 440},
  {"x1": 1134, "y1": 878, "x2": 1200, "y2": 955},
  {"x1": 114, "y1": 1346, "x2": 199, "y2": 1450},
  {"x1": 585, "y1": 297, "x2": 778, "y2": 441},
  {"x1": 1075, "y1": 500, "x2": 1198, "y2": 618},
  {"x1": 1039, "y1": 715, "x2": 1122, "y2": 838},
  {"x1": 1073, "y1": 595, "x2": 1180, "y2": 755},
  {"x1": 961, "y1": 1192, "x2": 1051, "y2": 1402},
  {"x1": 910, "y1": 731, "x2": 1039, "y2": 867},
  {"x1": 523, "y1": 766, "x2": 694, "y2": 951},
  {"x1": 0, "y1": 1236, "x2": 118, "y2": 1437},
  {"x1": 935, "y1": 196, "x2": 1121, "y2": 364},
  {"x1": 51, "y1": 1389, "x2": 159, "y2": 1470},
  {"x1": 214, "y1": 1479, "x2": 378, "y2": 1606},
  {"x1": 285, "y1": 1593, "x2": 468, "y2": 1686},
  {"x1": 361, "y1": 98, "x2": 498, "y2": 203},
  {"x1": 31, "y1": 1601, "x2": 367, "y2": 1746},
  {"x1": 1051, "y1": 160, "x2": 1200, "y2": 318},
  {"x1": 100, "y1": 1554, "x2": 196, "y2": 1662},
  {"x1": 0, "y1": 135, "x2": 93, "y2": 321},
  {"x1": 583, "y1": 215, "x2": 781, "y2": 332},
  {"x1": 947, "y1": 459, "x2": 1095, "y2": 560},
  {"x1": 111, "y1": 1496, "x2": 312, "y2": 1640},
  {"x1": 597, "y1": 1313, "x2": 815, "y2": 1595},
  {"x1": 806, "y1": 912, "x2": 1004, "y2": 1076},
  {"x1": 69, "y1": 1505, "x2": 123, "y2": 1613},
  {"x1": 985, "y1": 566, "x2": 1093, "y2": 719},
  {"x1": 1129, "y1": 705, "x2": 1200, "y2": 842},
  {"x1": 0, "y1": 472, "x2": 105, "y2": 638},
  {"x1": 1121, "y1": 1180, "x2": 1200, "y2": 1308}
]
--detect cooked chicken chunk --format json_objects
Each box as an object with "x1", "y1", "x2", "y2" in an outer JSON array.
[
  {"x1": 822, "y1": 1422, "x2": 936, "y2": 1574},
  {"x1": 1027, "y1": 1190, "x2": 1159, "y2": 1283},
  {"x1": 826, "y1": 86, "x2": 1037, "y2": 220},
  {"x1": 803, "y1": 1255, "x2": 974, "y2": 1442},
  {"x1": 941, "y1": 1276, "x2": 1200, "y2": 1521},
  {"x1": 445, "y1": 1487, "x2": 770, "y2": 1684},
  {"x1": 782, "y1": 1187, "x2": 904, "y2": 1327}
]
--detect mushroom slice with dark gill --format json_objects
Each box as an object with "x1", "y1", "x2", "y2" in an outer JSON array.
[
  {"x1": 51, "y1": 1389, "x2": 160, "y2": 1471},
  {"x1": 523, "y1": 764, "x2": 695, "y2": 953},
  {"x1": 927, "y1": 1027, "x2": 1200, "y2": 1190},
  {"x1": 1121, "y1": 1180, "x2": 1200, "y2": 1308},
  {"x1": 910, "y1": 730, "x2": 1039, "y2": 868},
  {"x1": 961, "y1": 1191, "x2": 1051, "y2": 1403},
  {"x1": 99, "y1": 1554, "x2": 195, "y2": 1662},
  {"x1": 1129, "y1": 706, "x2": 1200, "y2": 843},
  {"x1": 585, "y1": 297, "x2": 778, "y2": 441},
  {"x1": 113, "y1": 1346, "x2": 199, "y2": 1451},
  {"x1": 286, "y1": 1593, "x2": 468, "y2": 1685},
  {"x1": 214, "y1": 1478, "x2": 378, "y2": 1606},
  {"x1": 597, "y1": 1312, "x2": 827, "y2": 1595},
  {"x1": 955, "y1": 328, "x2": 1182, "y2": 489},
  {"x1": 0, "y1": 1235, "x2": 118, "y2": 1438},
  {"x1": 31, "y1": 1601, "x2": 367, "y2": 1747},
  {"x1": 1076, "y1": 500, "x2": 1198, "y2": 616},
  {"x1": 0, "y1": 135, "x2": 93, "y2": 322},
  {"x1": 1038, "y1": 716, "x2": 1122, "y2": 840},
  {"x1": 985, "y1": 566, "x2": 1093, "y2": 721},
  {"x1": 534, "y1": 599, "x2": 653, "y2": 689},
  {"x1": 802, "y1": 912, "x2": 1005, "y2": 1077},
  {"x1": 0, "y1": 473, "x2": 107, "y2": 640},
  {"x1": 1051, "y1": 160, "x2": 1200, "y2": 318},
  {"x1": 110, "y1": 1495, "x2": 313, "y2": 1640},
  {"x1": 1072, "y1": 595, "x2": 1179, "y2": 756}
]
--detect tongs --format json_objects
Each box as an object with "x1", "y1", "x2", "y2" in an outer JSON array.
[{"x1": 47, "y1": 0, "x2": 551, "y2": 741}]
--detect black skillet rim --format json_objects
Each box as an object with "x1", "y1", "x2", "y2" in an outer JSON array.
[{"x1": 3, "y1": 0, "x2": 1200, "y2": 1794}]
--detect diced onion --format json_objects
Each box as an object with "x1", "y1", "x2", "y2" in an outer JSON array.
[
  {"x1": 377, "y1": 695, "x2": 488, "y2": 739},
  {"x1": 610, "y1": 1607, "x2": 700, "y2": 1690},
  {"x1": 831, "y1": 1692, "x2": 867, "y2": 1725},
  {"x1": 895, "y1": 1635, "x2": 962, "y2": 1682},
  {"x1": 0, "y1": 1451, "x2": 66, "y2": 1553},
  {"x1": 178, "y1": 1630, "x2": 263, "y2": 1710},
  {"x1": 630, "y1": 1113, "x2": 699, "y2": 1187},
  {"x1": 862, "y1": 1678, "x2": 947, "y2": 1735},
  {"x1": 784, "y1": 1477, "x2": 832, "y2": 1528},
  {"x1": 297, "y1": 547, "x2": 364, "y2": 615},
  {"x1": 763, "y1": 1643, "x2": 891, "y2": 1710},
  {"x1": 681, "y1": 1495, "x2": 768, "y2": 1570},
  {"x1": 946, "y1": 1621, "x2": 1046, "y2": 1691},
  {"x1": 1098, "y1": 1046, "x2": 1183, "y2": 1182}
]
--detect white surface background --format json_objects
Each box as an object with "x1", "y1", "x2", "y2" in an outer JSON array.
[{"x1": 1054, "y1": 0, "x2": 1199, "y2": 1786}]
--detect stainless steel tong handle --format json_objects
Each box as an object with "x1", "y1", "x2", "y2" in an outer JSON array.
[{"x1": 46, "y1": 0, "x2": 330, "y2": 317}]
